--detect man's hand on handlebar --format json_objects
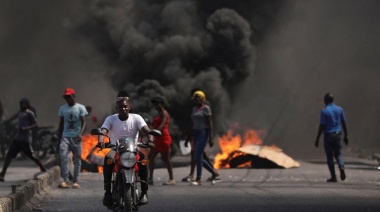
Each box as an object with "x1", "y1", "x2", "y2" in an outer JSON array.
[
  {"x1": 98, "y1": 140, "x2": 106, "y2": 149},
  {"x1": 141, "y1": 140, "x2": 155, "y2": 148},
  {"x1": 147, "y1": 140, "x2": 155, "y2": 148}
]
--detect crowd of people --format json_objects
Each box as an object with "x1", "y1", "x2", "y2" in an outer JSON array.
[{"x1": 0, "y1": 88, "x2": 350, "y2": 208}]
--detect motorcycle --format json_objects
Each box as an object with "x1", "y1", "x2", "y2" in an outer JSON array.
[
  {"x1": 33, "y1": 126, "x2": 58, "y2": 159},
  {"x1": 90, "y1": 128, "x2": 161, "y2": 212}
]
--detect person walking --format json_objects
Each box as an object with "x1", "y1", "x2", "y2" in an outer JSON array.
[
  {"x1": 99, "y1": 96, "x2": 155, "y2": 208},
  {"x1": 315, "y1": 93, "x2": 349, "y2": 182},
  {"x1": 57, "y1": 88, "x2": 87, "y2": 189},
  {"x1": 185, "y1": 91, "x2": 219, "y2": 186},
  {"x1": 182, "y1": 89, "x2": 220, "y2": 183},
  {"x1": 2, "y1": 99, "x2": 38, "y2": 160},
  {"x1": 148, "y1": 97, "x2": 175, "y2": 185},
  {"x1": 0, "y1": 98, "x2": 46, "y2": 182}
]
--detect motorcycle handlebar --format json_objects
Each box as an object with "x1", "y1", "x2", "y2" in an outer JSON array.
[
  {"x1": 96, "y1": 142, "x2": 115, "y2": 149},
  {"x1": 138, "y1": 141, "x2": 155, "y2": 149},
  {"x1": 96, "y1": 141, "x2": 155, "y2": 150}
]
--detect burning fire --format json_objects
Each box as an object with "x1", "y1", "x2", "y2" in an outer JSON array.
[
  {"x1": 81, "y1": 134, "x2": 110, "y2": 173},
  {"x1": 214, "y1": 125, "x2": 266, "y2": 169}
]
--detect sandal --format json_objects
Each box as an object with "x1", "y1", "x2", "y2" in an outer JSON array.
[
  {"x1": 162, "y1": 179, "x2": 176, "y2": 185},
  {"x1": 58, "y1": 181, "x2": 70, "y2": 188}
]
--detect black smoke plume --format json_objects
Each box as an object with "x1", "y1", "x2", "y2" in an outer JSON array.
[{"x1": 76, "y1": 0, "x2": 280, "y2": 136}]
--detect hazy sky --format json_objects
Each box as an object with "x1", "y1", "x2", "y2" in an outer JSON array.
[
  {"x1": 1, "y1": 0, "x2": 379, "y2": 159},
  {"x1": 234, "y1": 0, "x2": 380, "y2": 157},
  {"x1": 0, "y1": 1, "x2": 115, "y2": 127}
]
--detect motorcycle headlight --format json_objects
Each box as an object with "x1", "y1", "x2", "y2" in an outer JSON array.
[{"x1": 120, "y1": 152, "x2": 136, "y2": 167}]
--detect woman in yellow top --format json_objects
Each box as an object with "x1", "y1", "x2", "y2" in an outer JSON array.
[{"x1": 186, "y1": 91, "x2": 219, "y2": 185}]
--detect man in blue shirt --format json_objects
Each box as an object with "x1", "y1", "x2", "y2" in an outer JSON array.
[
  {"x1": 58, "y1": 88, "x2": 87, "y2": 189},
  {"x1": 315, "y1": 93, "x2": 349, "y2": 182}
]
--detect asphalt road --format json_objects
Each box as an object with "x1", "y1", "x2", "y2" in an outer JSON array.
[{"x1": 18, "y1": 155, "x2": 380, "y2": 212}]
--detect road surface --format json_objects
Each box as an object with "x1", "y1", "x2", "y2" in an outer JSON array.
[{"x1": 19, "y1": 155, "x2": 380, "y2": 212}]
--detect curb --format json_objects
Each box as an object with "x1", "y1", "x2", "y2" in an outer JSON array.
[{"x1": 0, "y1": 166, "x2": 60, "y2": 212}]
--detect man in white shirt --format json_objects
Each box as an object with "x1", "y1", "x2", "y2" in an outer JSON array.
[{"x1": 99, "y1": 97, "x2": 154, "y2": 207}]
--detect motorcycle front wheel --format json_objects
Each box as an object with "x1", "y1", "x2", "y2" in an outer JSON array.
[{"x1": 119, "y1": 178, "x2": 133, "y2": 212}]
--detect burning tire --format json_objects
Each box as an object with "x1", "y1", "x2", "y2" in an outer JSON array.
[
  {"x1": 229, "y1": 154, "x2": 283, "y2": 169},
  {"x1": 229, "y1": 154, "x2": 254, "y2": 168}
]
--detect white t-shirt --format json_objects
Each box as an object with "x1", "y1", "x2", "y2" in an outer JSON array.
[{"x1": 101, "y1": 113, "x2": 147, "y2": 145}]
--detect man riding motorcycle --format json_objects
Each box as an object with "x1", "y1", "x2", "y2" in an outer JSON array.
[{"x1": 98, "y1": 97, "x2": 154, "y2": 208}]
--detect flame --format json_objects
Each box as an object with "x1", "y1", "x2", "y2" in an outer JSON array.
[
  {"x1": 214, "y1": 125, "x2": 265, "y2": 169},
  {"x1": 81, "y1": 134, "x2": 110, "y2": 173}
]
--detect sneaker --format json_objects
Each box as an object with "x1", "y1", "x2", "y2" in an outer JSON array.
[
  {"x1": 326, "y1": 177, "x2": 338, "y2": 183},
  {"x1": 103, "y1": 192, "x2": 114, "y2": 207},
  {"x1": 206, "y1": 173, "x2": 221, "y2": 182},
  {"x1": 182, "y1": 175, "x2": 194, "y2": 182},
  {"x1": 211, "y1": 178, "x2": 222, "y2": 185},
  {"x1": 162, "y1": 179, "x2": 176, "y2": 185},
  {"x1": 72, "y1": 182, "x2": 80, "y2": 189},
  {"x1": 340, "y1": 169, "x2": 346, "y2": 181},
  {"x1": 138, "y1": 193, "x2": 148, "y2": 205},
  {"x1": 189, "y1": 180, "x2": 202, "y2": 186},
  {"x1": 58, "y1": 181, "x2": 70, "y2": 188}
]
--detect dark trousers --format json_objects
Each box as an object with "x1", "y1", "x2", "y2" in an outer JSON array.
[
  {"x1": 323, "y1": 132, "x2": 344, "y2": 178},
  {"x1": 1, "y1": 140, "x2": 45, "y2": 176},
  {"x1": 103, "y1": 150, "x2": 148, "y2": 193}
]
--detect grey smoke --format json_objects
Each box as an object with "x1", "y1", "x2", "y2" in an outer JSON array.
[
  {"x1": 1, "y1": 0, "x2": 379, "y2": 159},
  {"x1": 233, "y1": 0, "x2": 380, "y2": 158}
]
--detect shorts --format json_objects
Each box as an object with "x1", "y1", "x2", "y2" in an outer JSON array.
[{"x1": 7, "y1": 139, "x2": 35, "y2": 158}]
